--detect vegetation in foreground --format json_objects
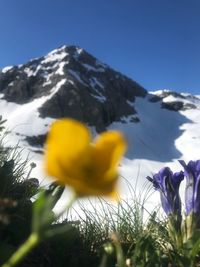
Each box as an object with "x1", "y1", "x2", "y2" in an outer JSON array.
[{"x1": 0, "y1": 117, "x2": 200, "y2": 266}]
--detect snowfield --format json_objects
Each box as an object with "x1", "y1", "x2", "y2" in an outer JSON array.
[{"x1": 0, "y1": 91, "x2": 199, "y2": 215}]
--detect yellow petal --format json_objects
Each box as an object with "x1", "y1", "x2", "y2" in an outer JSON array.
[
  {"x1": 71, "y1": 179, "x2": 118, "y2": 198},
  {"x1": 92, "y1": 131, "x2": 127, "y2": 178},
  {"x1": 45, "y1": 119, "x2": 91, "y2": 183}
]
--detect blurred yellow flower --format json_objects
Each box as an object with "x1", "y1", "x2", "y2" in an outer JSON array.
[{"x1": 45, "y1": 119, "x2": 126, "y2": 198}]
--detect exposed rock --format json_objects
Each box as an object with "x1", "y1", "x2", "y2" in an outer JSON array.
[
  {"x1": 148, "y1": 95, "x2": 161, "y2": 103},
  {"x1": 25, "y1": 135, "x2": 47, "y2": 147},
  {"x1": 162, "y1": 101, "x2": 197, "y2": 111}
]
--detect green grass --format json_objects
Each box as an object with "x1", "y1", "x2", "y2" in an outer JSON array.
[{"x1": 67, "y1": 179, "x2": 174, "y2": 267}]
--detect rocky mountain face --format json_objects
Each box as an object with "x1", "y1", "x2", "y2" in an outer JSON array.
[{"x1": 0, "y1": 45, "x2": 146, "y2": 132}]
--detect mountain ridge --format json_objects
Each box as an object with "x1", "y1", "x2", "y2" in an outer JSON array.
[{"x1": 0, "y1": 45, "x2": 146, "y2": 132}]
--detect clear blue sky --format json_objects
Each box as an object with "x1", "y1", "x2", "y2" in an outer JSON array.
[{"x1": 1, "y1": 0, "x2": 200, "y2": 94}]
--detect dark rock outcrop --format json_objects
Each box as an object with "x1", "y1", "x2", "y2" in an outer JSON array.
[{"x1": 161, "y1": 101, "x2": 197, "y2": 111}]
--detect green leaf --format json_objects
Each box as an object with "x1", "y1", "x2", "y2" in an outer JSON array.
[
  {"x1": 44, "y1": 182, "x2": 65, "y2": 209},
  {"x1": 32, "y1": 183, "x2": 65, "y2": 238},
  {"x1": 32, "y1": 191, "x2": 56, "y2": 235},
  {"x1": 188, "y1": 230, "x2": 200, "y2": 258}
]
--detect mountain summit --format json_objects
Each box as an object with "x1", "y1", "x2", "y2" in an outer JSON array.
[{"x1": 0, "y1": 45, "x2": 146, "y2": 132}]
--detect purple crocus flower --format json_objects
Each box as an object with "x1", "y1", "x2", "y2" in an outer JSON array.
[
  {"x1": 147, "y1": 167, "x2": 184, "y2": 216},
  {"x1": 179, "y1": 160, "x2": 200, "y2": 215}
]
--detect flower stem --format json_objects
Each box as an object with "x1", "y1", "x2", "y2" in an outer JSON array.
[
  {"x1": 2, "y1": 233, "x2": 39, "y2": 267},
  {"x1": 2, "y1": 191, "x2": 77, "y2": 267}
]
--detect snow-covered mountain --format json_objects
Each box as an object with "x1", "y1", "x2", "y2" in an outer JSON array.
[
  {"x1": 0, "y1": 45, "x2": 200, "y2": 209},
  {"x1": 0, "y1": 45, "x2": 146, "y2": 133}
]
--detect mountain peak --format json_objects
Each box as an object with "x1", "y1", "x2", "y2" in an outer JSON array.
[
  {"x1": 0, "y1": 45, "x2": 146, "y2": 132},
  {"x1": 44, "y1": 45, "x2": 83, "y2": 62}
]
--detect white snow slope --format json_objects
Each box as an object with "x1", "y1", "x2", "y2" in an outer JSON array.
[{"x1": 0, "y1": 89, "x2": 200, "y2": 214}]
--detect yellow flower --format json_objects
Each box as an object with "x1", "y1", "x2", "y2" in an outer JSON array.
[{"x1": 44, "y1": 119, "x2": 126, "y2": 198}]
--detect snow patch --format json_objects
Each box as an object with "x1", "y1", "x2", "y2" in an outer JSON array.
[
  {"x1": 1, "y1": 66, "x2": 13, "y2": 73},
  {"x1": 90, "y1": 77, "x2": 104, "y2": 89},
  {"x1": 8, "y1": 81, "x2": 14, "y2": 86},
  {"x1": 95, "y1": 59, "x2": 108, "y2": 69},
  {"x1": 24, "y1": 66, "x2": 40, "y2": 77},
  {"x1": 76, "y1": 47, "x2": 83, "y2": 54},
  {"x1": 90, "y1": 94, "x2": 106, "y2": 103},
  {"x1": 42, "y1": 47, "x2": 68, "y2": 64},
  {"x1": 82, "y1": 63, "x2": 105, "y2": 72},
  {"x1": 89, "y1": 77, "x2": 106, "y2": 102},
  {"x1": 68, "y1": 69, "x2": 87, "y2": 86},
  {"x1": 55, "y1": 61, "x2": 67, "y2": 75}
]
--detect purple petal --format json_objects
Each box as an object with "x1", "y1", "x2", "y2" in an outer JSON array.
[{"x1": 180, "y1": 160, "x2": 200, "y2": 215}]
